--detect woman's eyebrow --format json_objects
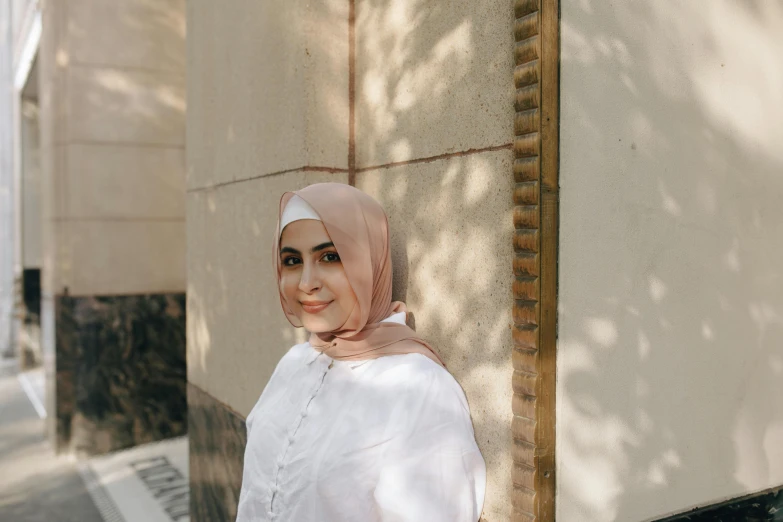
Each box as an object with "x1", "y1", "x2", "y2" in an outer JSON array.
[
  {"x1": 279, "y1": 242, "x2": 334, "y2": 256},
  {"x1": 311, "y1": 242, "x2": 335, "y2": 253}
]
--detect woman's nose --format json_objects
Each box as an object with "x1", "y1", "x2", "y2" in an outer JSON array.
[{"x1": 298, "y1": 263, "x2": 321, "y2": 293}]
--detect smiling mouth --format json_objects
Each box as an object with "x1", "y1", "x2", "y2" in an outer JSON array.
[{"x1": 300, "y1": 301, "x2": 332, "y2": 314}]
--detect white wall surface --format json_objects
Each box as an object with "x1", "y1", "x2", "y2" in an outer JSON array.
[{"x1": 557, "y1": 2, "x2": 783, "y2": 521}]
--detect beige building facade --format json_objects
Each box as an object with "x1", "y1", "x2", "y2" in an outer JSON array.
[
  {"x1": 186, "y1": 0, "x2": 516, "y2": 519},
  {"x1": 186, "y1": 1, "x2": 783, "y2": 521},
  {"x1": 1, "y1": 0, "x2": 189, "y2": 457},
  {"x1": 40, "y1": 0, "x2": 187, "y2": 454},
  {"x1": 0, "y1": 1, "x2": 780, "y2": 521}
]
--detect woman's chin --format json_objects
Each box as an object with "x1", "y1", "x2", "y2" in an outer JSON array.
[{"x1": 301, "y1": 316, "x2": 340, "y2": 334}]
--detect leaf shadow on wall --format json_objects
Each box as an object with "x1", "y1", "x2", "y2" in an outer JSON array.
[{"x1": 351, "y1": 0, "x2": 517, "y2": 520}]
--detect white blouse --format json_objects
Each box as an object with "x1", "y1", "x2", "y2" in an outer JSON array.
[{"x1": 236, "y1": 313, "x2": 486, "y2": 522}]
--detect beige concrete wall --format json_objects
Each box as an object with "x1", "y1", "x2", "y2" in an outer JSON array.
[
  {"x1": 355, "y1": 0, "x2": 512, "y2": 167},
  {"x1": 187, "y1": 0, "x2": 515, "y2": 519},
  {"x1": 21, "y1": 100, "x2": 41, "y2": 268},
  {"x1": 39, "y1": 0, "x2": 186, "y2": 298},
  {"x1": 557, "y1": 2, "x2": 783, "y2": 521},
  {"x1": 38, "y1": 0, "x2": 187, "y2": 445},
  {"x1": 356, "y1": 152, "x2": 514, "y2": 520},
  {"x1": 185, "y1": 0, "x2": 350, "y2": 403},
  {"x1": 187, "y1": 172, "x2": 347, "y2": 409},
  {"x1": 355, "y1": 4, "x2": 515, "y2": 518},
  {"x1": 186, "y1": 0, "x2": 348, "y2": 192},
  {"x1": 187, "y1": 0, "x2": 513, "y2": 520}
]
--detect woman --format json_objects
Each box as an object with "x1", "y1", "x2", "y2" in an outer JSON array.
[{"x1": 236, "y1": 183, "x2": 486, "y2": 522}]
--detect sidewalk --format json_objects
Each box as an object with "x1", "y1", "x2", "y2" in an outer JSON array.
[
  {"x1": 0, "y1": 358, "x2": 105, "y2": 522},
  {"x1": 0, "y1": 358, "x2": 190, "y2": 522}
]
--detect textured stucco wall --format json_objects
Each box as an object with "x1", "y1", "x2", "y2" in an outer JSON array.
[
  {"x1": 557, "y1": 2, "x2": 783, "y2": 521},
  {"x1": 186, "y1": 0, "x2": 516, "y2": 519}
]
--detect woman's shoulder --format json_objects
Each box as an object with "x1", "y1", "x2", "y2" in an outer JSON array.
[
  {"x1": 261, "y1": 342, "x2": 317, "y2": 382},
  {"x1": 276, "y1": 341, "x2": 317, "y2": 366},
  {"x1": 375, "y1": 351, "x2": 453, "y2": 379},
  {"x1": 373, "y1": 354, "x2": 479, "y2": 448},
  {"x1": 373, "y1": 353, "x2": 470, "y2": 409}
]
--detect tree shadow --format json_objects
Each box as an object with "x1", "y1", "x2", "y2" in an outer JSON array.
[{"x1": 347, "y1": 1, "x2": 517, "y2": 518}]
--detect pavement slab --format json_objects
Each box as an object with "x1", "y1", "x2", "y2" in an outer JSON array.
[
  {"x1": 0, "y1": 359, "x2": 105, "y2": 522},
  {"x1": 0, "y1": 358, "x2": 191, "y2": 522}
]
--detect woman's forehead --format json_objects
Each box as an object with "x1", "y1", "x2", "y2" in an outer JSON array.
[{"x1": 279, "y1": 219, "x2": 332, "y2": 249}]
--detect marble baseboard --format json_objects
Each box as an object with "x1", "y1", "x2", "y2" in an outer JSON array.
[
  {"x1": 54, "y1": 293, "x2": 187, "y2": 455},
  {"x1": 658, "y1": 485, "x2": 782, "y2": 521},
  {"x1": 188, "y1": 383, "x2": 247, "y2": 522}
]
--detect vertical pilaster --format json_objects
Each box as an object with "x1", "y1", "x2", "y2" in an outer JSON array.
[{"x1": 38, "y1": 0, "x2": 187, "y2": 455}]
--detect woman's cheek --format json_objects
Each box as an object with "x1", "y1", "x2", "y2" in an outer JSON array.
[{"x1": 280, "y1": 274, "x2": 298, "y2": 302}]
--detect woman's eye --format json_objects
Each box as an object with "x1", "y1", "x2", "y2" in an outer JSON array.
[
  {"x1": 282, "y1": 257, "x2": 301, "y2": 266},
  {"x1": 322, "y1": 252, "x2": 341, "y2": 263}
]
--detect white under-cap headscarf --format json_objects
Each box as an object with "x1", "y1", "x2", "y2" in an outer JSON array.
[{"x1": 279, "y1": 194, "x2": 321, "y2": 234}]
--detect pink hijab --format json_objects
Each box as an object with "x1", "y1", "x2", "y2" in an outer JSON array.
[{"x1": 274, "y1": 183, "x2": 444, "y2": 367}]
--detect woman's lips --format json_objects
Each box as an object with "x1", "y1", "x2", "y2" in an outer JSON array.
[{"x1": 300, "y1": 301, "x2": 332, "y2": 314}]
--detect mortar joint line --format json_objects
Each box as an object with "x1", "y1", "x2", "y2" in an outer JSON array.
[
  {"x1": 356, "y1": 143, "x2": 513, "y2": 174},
  {"x1": 348, "y1": 0, "x2": 357, "y2": 186},
  {"x1": 187, "y1": 166, "x2": 349, "y2": 193}
]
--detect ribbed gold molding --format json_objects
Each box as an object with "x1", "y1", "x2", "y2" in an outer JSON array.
[{"x1": 511, "y1": 0, "x2": 559, "y2": 520}]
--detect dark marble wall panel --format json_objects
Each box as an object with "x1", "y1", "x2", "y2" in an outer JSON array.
[
  {"x1": 658, "y1": 486, "x2": 782, "y2": 522},
  {"x1": 188, "y1": 383, "x2": 246, "y2": 522},
  {"x1": 54, "y1": 293, "x2": 187, "y2": 455},
  {"x1": 20, "y1": 269, "x2": 42, "y2": 369}
]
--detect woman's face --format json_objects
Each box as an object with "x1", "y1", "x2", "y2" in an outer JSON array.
[{"x1": 279, "y1": 219, "x2": 358, "y2": 333}]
